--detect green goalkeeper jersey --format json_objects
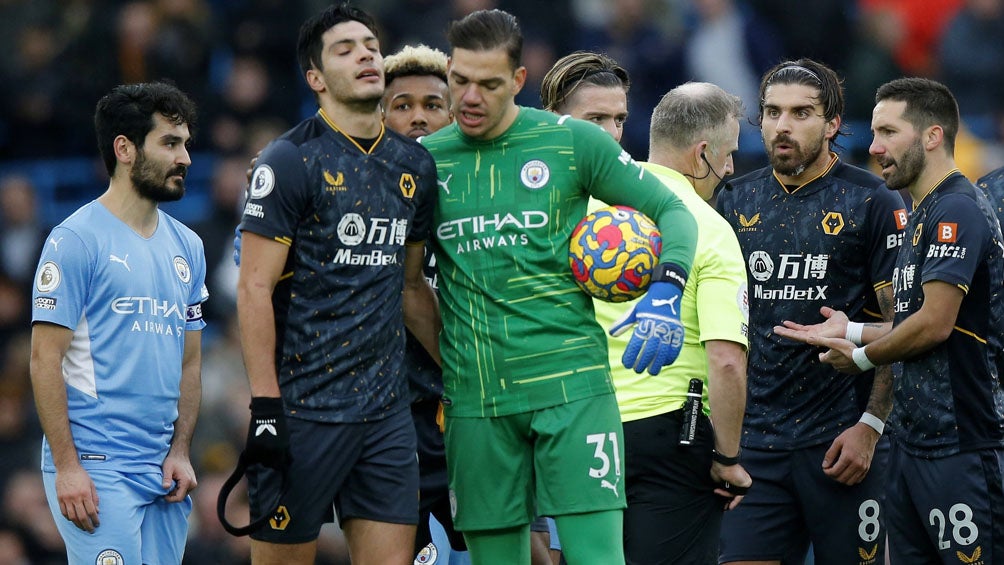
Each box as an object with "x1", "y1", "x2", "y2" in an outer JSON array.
[{"x1": 421, "y1": 107, "x2": 697, "y2": 417}]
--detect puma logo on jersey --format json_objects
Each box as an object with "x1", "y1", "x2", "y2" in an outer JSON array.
[
  {"x1": 738, "y1": 213, "x2": 760, "y2": 228},
  {"x1": 49, "y1": 237, "x2": 63, "y2": 251},
  {"x1": 437, "y1": 174, "x2": 453, "y2": 195},
  {"x1": 109, "y1": 254, "x2": 130, "y2": 271},
  {"x1": 601, "y1": 478, "x2": 620, "y2": 497}
]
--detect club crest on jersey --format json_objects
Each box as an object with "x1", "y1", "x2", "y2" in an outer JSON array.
[
  {"x1": 96, "y1": 549, "x2": 124, "y2": 565},
  {"x1": 250, "y1": 165, "x2": 275, "y2": 199},
  {"x1": 36, "y1": 261, "x2": 61, "y2": 293},
  {"x1": 415, "y1": 542, "x2": 439, "y2": 564},
  {"x1": 912, "y1": 223, "x2": 924, "y2": 246},
  {"x1": 821, "y1": 211, "x2": 844, "y2": 235},
  {"x1": 400, "y1": 173, "x2": 417, "y2": 198},
  {"x1": 173, "y1": 256, "x2": 192, "y2": 283},
  {"x1": 520, "y1": 159, "x2": 549, "y2": 189}
]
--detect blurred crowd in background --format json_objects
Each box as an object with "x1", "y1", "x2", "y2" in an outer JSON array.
[{"x1": 0, "y1": 0, "x2": 1002, "y2": 562}]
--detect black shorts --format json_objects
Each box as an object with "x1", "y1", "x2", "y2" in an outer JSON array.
[
  {"x1": 248, "y1": 407, "x2": 419, "y2": 543},
  {"x1": 719, "y1": 443, "x2": 886, "y2": 565},
  {"x1": 413, "y1": 399, "x2": 466, "y2": 552},
  {"x1": 886, "y1": 442, "x2": 1004, "y2": 564},
  {"x1": 623, "y1": 409, "x2": 723, "y2": 565}
]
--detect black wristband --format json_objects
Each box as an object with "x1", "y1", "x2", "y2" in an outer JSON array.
[
  {"x1": 652, "y1": 262, "x2": 687, "y2": 291},
  {"x1": 250, "y1": 396, "x2": 284, "y2": 413},
  {"x1": 712, "y1": 449, "x2": 740, "y2": 466}
]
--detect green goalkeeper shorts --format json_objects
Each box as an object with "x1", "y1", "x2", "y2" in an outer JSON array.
[{"x1": 444, "y1": 393, "x2": 626, "y2": 531}]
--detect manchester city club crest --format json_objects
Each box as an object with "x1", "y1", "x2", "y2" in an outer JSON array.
[
  {"x1": 414, "y1": 542, "x2": 439, "y2": 564},
  {"x1": 96, "y1": 549, "x2": 124, "y2": 565},
  {"x1": 520, "y1": 159, "x2": 550, "y2": 189},
  {"x1": 173, "y1": 256, "x2": 192, "y2": 283}
]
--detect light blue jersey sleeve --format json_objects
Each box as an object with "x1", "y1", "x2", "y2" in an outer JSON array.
[{"x1": 31, "y1": 202, "x2": 208, "y2": 473}]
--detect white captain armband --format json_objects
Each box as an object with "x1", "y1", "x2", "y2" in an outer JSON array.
[{"x1": 859, "y1": 412, "x2": 885, "y2": 435}]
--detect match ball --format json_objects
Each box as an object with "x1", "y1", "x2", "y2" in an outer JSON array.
[{"x1": 568, "y1": 205, "x2": 662, "y2": 302}]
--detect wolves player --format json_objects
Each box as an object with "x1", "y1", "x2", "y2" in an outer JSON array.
[
  {"x1": 235, "y1": 5, "x2": 439, "y2": 564},
  {"x1": 715, "y1": 59, "x2": 906, "y2": 564},
  {"x1": 421, "y1": 9, "x2": 698, "y2": 565},
  {"x1": 977, "y1": 165, "x2": 1004, "y2": 227},
  {"x1": 30, "y1": 81, "x2": 206, "y2": 564},
  {"x1": 778, "y1": 77, "x2": 1004, "y2": 564}
]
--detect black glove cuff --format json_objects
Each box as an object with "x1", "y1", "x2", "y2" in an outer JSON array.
[
  {"x1": 712, "y1": 448, "x2": 741, "y2": 466},
  {"x1": 250, "y1": 396, "x2": 284, "y2": 414},
  {"x1": 652, "y1": 262, "x2": 688, "y2": 291}
]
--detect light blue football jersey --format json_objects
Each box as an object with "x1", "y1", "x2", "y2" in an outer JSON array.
[{"x1": 31, "y1": 201, "x2": 208, "y2": 473}]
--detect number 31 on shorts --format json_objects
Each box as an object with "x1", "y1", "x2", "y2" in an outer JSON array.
[{"x1": 586, "y1": 432, "x2": 623, "y2": 496}]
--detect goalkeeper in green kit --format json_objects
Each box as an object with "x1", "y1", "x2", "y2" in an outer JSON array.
[{"x1": 419, "y1": 9, "x2": 698, "y2": 565}]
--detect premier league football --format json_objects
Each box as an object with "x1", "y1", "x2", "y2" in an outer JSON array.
[{"x1": 568, "y1": 205, "x2": 662, "y2": 302}]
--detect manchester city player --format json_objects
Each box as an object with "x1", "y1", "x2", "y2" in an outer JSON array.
[
  {"x1": 421, "y1": 10, "x2": 698, "y2": 565},
  {"x1": 716, "y1": 59, "x2": 906, "y2": 565},
  {"x1": 30, "y1": 81, "x2": 207, "y2": 565},
  {"x1": 235, "y1": 5, "x2": 439, "y2": 564},
  {"x1": 381, "y1": 44, "x2": 470, "y2": 565},
  {"x1": 778, "y1": 77, "x2": 1004, "y2": 565}
]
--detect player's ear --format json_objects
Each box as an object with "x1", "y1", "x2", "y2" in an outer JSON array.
[
  {"x1": 305, "y1": 68, "x2": 326, "y2": 94},
  {"x1": 824, "y1": 114, "x2": 841, "y2": 142},
  {"x1": 113, "y1": 135, "x2": 135, "y2": 166},
  {"x1": 512, "y1": 66, "x2": 527, "y2": 95},
  {"x1": 924, "y1": 124, "x2": 944, "y2": 152}
]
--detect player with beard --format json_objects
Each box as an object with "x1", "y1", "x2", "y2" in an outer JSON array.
[
  {"x1": 235, "y1": 5, "x2": 440, "y2": 564},
  {"x1": 29, "y1": 81, "x2": 207, "y2": 564},
  {"x1": 715, "y1": 59, "x2": 906, "y2": 565},
  {"x1": 776, "y1": 77, "x2": 1004, "y2": 564}
]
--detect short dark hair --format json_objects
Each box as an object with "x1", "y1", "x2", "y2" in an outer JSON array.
[
  {"x1": 446, "y1": 9, "x2": 522, "y2": 70},
  {"x1": 758, "y1": 58, "x2": 846, "y2": 146},
  {"x1": 875, "y1": 77, "x2": 959, "y2": 154},
  {"x1": 94, "y1": 81, "x2": 198, "y2": 176},
  {"x1": 540, "y1": 51, "x2": 630, "y2": 112},
  {"x1": 297, "y1": 3, "x2": 379, "y2": 75}
]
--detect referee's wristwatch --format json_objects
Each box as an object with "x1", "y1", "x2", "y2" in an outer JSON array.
[{"x1": 712, "y1": 448, "x2": 741, "y2": 466}]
